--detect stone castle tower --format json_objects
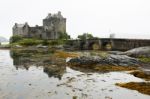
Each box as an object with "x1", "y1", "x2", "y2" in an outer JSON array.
[
  {"x1": 13, "y1": 11, "x2": 67, "y2": 39},
  {"x1": 43, "y1": 11, "x2": 66, "y2": 39}
]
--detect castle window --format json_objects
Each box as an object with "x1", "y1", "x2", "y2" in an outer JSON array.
[{"x1": 39, "y1": 34, "x2": 42, "y2": 38}]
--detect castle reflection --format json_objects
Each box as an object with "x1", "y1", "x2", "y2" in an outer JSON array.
[{"x1": 10, "y1": 49, "x2": 66, "y2": 80}]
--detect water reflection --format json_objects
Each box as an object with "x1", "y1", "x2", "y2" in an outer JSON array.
[
  {"x1": 44, "y1": 66, "x2": 66, "y2": 80},
  {"x1": 10, "y1": 49, "x2": 66, "y2": 80},
  {"x1": 0, "y1": 49, "x2": 150, "y2": 99}
]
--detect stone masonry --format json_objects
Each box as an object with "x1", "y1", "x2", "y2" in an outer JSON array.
[{"x1": 13, "y1": 11, "x2": 66, "y2": 39}]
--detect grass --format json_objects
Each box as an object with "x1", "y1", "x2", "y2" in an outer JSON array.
[
  {"x1": 54, "y1": 50, "x2": 79, "y2": 58},
  {"x1": 68, "y1": 63, "x2": 137, "y2": 72},
  {"x1": 10, "y1": 38, "x2": 43, "y2": 46},
  {"x1": 94, "y1": 65, "x2": 137, "y2": 72},
  {"x1": 116, "y1": 82, "x2": 150, "y2": 95},
  {"x1": 90, "y1": 51, "x2": 109, "y2": 58},
  {"x1": 11, "y1": 38, "x2": 69, "y2": 47},
  {"x1": 130, "y1": 71, "x2": 150, "y2": 81},
  {"x1": 18, "y1": 39, "x2": 43, "y2": 46},
  {"x1": 0, "y1": 44, "x2": 10, "y2": 49},
  {"x1": 139, "y1": 57, "x2": 150, "y2": 63}
]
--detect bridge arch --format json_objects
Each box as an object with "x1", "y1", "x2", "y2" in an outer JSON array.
[
  {"x1": 87, "y1": 40, "x2": 101, "y2": 50},
  {"x1": 101, "y1": 41, "x2": 112, "y2": 50}
]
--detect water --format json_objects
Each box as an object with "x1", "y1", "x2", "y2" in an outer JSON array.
[
  {"x1": 0, "y1": 50, "x2": 150, "y2": 99},
  {"x1": 0, "y1": 42, "x2": 9, "y2": 45}
]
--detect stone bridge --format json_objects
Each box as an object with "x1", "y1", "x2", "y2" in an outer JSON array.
[{"x1": 67, "y1": 38, "x2": 150, "y2": 51}]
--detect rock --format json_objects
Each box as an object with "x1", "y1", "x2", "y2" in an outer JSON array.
[
  {"x1": 36, "y1": 44, "x2": 48, "y2": 48},
  {"x1": 120, "y1": 46, "x2": 150, "y2": 58},
  {"x1": 51, "y1": 45, "x2": 64, "y2": 50},
  {"x1": 105, "y1": 54, "x2": 139, "y2": 66},
  {"x1": 108, "y1": 51, "x2": 123, "y2": 55},
  {"x1": 67, "y1": 56, "x2": 102, "y2": 66},
  {"x1": 15, "y1": 45, "x2": 22, "y2": 48},
  {"x1": 67, "y1": 54, "x2": 140, "y2": 67},
  {"x1": 66, "y1": 57, "x2": 72, "y2": 62}
]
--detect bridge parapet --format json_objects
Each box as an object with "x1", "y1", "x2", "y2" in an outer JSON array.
[{"x1": 67, "y1": 38, "x2": 150, "y2": 51}]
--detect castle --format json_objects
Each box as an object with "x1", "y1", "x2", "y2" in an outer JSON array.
[{"x1": 13, "y1": 11, "x2": 67, "y2": 39}]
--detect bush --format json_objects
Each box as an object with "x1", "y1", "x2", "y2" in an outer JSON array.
[
  {"x1": 42, "y1": 39, "x2": 49, "y2": 45},
  {"x1": 77, "y1": 33, "x2": 94, "y2": 40},
  {"x1": 49, "y1": 40, "x2": 60, "y2": 45},
  {"x1": 49, "y1": 39, "x2": 70, "y2": 46},
  {"x1": 59, "y1": 32, "x2": 70, "y2": 40},
  {"x1": 10, "y1": 35, "x2": 22, "y2": 43},
  {"x1": 19, "y1": 39, "x2": 42, "y2": 46}
]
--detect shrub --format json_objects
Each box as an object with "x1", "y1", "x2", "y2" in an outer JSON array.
[
  {"x1": 59, "y1": 32, "x2": 70, "y2": 40},
  {"x1": 49, "y1": 40, "x2": 59, "y2": 45},
  {"x1": 42, "y1": 39, "x2": 49, "y2": 45},
  {"x1": 49, "y1": 40, "x2": 66, "y2": 46},
  {"x1": 77, "y1": 33, "x2": 94, "y2": 40},
  {"x1": 10, "y1": 35, "x2": 22, "y2": 43}
]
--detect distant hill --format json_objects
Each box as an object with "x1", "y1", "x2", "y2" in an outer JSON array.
[{"x1": 0, "y1": 36, "x2": 8, "y2": 42}]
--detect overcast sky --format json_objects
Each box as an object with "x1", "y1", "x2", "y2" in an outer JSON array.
[{"x1": 0, "y1": 0, "x2": 150, "y2": 39}]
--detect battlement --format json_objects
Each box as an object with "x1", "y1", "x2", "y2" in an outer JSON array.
[{"x1": 46, "y1": 11, "x2": 63, "y2": 19}]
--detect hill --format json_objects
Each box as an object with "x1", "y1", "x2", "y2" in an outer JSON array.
[{"x1": 0, "y1": 36, "x2": 8, "y2": 42}]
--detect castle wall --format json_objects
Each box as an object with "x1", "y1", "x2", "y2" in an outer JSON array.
[
  {"x1": 13, "y1": 27, "x2": 24, "y2": 36},
  {"x1": 22, "y1": 25, "x2": 30, "y2": 37},
  {"x1": 13, "y1": 12, "x2": 67, "y2": 40},
  {"x1": 13, "y1": 23, "x2": 30, "y2": 37},
  {"x1": 29, "y1": 26, "x2": 44, "y2": 38}
]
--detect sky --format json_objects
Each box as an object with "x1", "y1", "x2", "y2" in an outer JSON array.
[{"x1": 0, "y1": 0, "x2": 150, "y2": 39}]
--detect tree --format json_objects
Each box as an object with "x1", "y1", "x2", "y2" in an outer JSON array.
[
  {"x1": 59, "y1": 32, "x2": 70, "y2": 40},
  {"x1": 77, "y1": 33, "x2": 94, "y2": 40}
]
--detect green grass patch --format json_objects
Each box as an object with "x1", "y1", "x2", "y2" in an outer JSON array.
[
  {"x1": 139, "y1": 57, "x2": 150, "y2": 63},
  {"x1": 90, "y1": 51, "x2": 109, "y2": 58},
  {"x1": 19, "y1": 38, "x2": 43, "y2": 46}
]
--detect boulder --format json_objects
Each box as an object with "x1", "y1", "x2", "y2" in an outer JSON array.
[
  {"x1": 15, "y1": 45, "x2": 22, "y2": 48},
  {"x1": 122, "y1": 46, "x2": 150, "y2": 58},
  {"x1": 67, "y1": 54, "x2": 140, "y2": 67},
  {"x1": 36, "y1": 44, "x2": 48, "y2": 48},
  {"x1": 67, "y1": 56, "x2": 102, "y2": 66},
  {"x1": 51, "y1": 45, "x2": 64, "y2": 50},
  {"x1": 105, "y1": 55, "x2": 139, "y2": 66}
]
